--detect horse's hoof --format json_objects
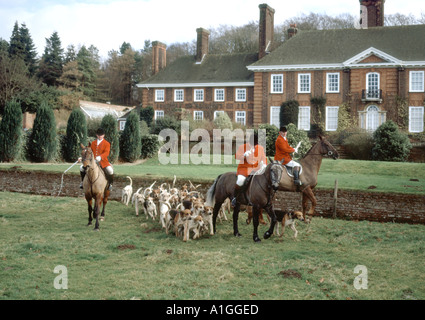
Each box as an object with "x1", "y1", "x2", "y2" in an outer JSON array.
[
  {"x1": 100, "y1": 217, "x2": 105, "y2": 221},
  {"x1": 264, "y1": 231, "x2": 273, "y2": 239},
  {"x1": 234, "y1": 232, "x2": 242, "y2": 237},
  {"x1": 93, "y1": 228, "x2": 100, "y2": 232},
  {"x1": 253, "y1": 236, "x2": 261, "y2": 243}
]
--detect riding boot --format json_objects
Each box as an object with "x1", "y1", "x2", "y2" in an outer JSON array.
[
  {"x1": 293, "y1": 167, "x2": 302, "y2": 186},
  {"x1": 106, "y1": 174, "x2": 114, "y2": 191},
  {"x1": 80, "y1": 170, "x2": 86, "y2": 189},
  {"x1": 231, "y1": 185, "x2": 242, "y2": 207}
]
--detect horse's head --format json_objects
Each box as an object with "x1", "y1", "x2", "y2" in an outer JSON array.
[
  {"x1": 269, "y1": 161, "x2": 284, "y2": 190},
  {"x1": 317, "y1": 136, "x2": 339, "y2": 160},
  {"x1": 80, "y1": 143, "x2": 93, "y2": 167}
]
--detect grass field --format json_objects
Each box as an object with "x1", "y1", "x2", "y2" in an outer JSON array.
[
  {"x1": 1, "y1": 157, "x2": 424, "y2": 194},
  {"x1": 1, "y1": 192, "x2": 424, "y2": 300}
]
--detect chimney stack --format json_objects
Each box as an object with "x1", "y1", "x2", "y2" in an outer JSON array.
[
  {"x1": 258, "y1": 4, "x2": 275, "y2": 60},
  {"x1": 152, "y1": 41, "x2": 166, "y2": 75},
  {"x1": 196, "y1": 28, "x2": 210, "y2": 63},
  {"x1": 359, "y1": 0, "x2": 385, "y2": 28},
  {"x1": 287, "y1": 24, "x2": 298, "y2": 39}
]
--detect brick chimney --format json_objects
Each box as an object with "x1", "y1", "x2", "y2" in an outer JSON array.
[
  {"x1": 287, "y1": 24, "x2": 298, "y2": 40},
  {"x1": 152, "y1": 41, "x2": 166, "y2": 75},
  {"x1": 359, "y1": 0, "x2": 385, "y2": 28},
  {"x1": 196, "y1": 28, "x2": 210, "y2": 63},
  {"x1": 258, "y1": 4, "x2": 275, "y2": 60}
]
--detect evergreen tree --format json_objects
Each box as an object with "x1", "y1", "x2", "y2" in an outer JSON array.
[
  {"x1": 64, "y1": 108, "x2": 87, "y2": 162},
  {"x1": 120, "y1": 111, "x2": 141, "y2": 162},
  {"x1": 0, "y1": 100, "x2": 23, "y2": 162},
  {"x1": 28, "y1": 101, "x2": 57, "y2": 162},
  {"x1": 8, "y1": 22, "x2": 24, "y2": 60},
  {"x1": 38, "y1": 32, "x2": 64, "y2": 86},
  {"x1": 76, "y1": 45, "x2": 96, "y2": 97},
  {"x1": 19, "y1": 23, "x2": 38, "y2": 76},
  {"x1": 100, "y1": 114, "x2": 119, "y2": 163}
]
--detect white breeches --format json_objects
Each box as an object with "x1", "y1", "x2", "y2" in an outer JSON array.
[
  {"x1": 80, "y1": 164, "x2": 113, "y2": 175},
  {"x1": 236, "y1": 175, "x2": 246, "y2": 187},
  {"x1": 285, "y1": 160, "x2": 301, "y2": 168}
]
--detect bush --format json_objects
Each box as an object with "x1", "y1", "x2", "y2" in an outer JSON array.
[
  {"x1": 0, "y1": 100, "x2": 23, "y2": 162},
  {"x1": 141, "y1": 134, "x2": 161, "y2": 159},
  {"x1": 101, "y1": 114, "x2": 119, "y2": 163},
  {"x1": 343, "y1": 130, "x2": 374, "y2": 160},
  {"x1": 140, "y1": 106, "x2": 154, "y2": 127},
  {"x1": 27, "y1": 101, "x2": 57, "y2": 162},
  {"x1": 150, "y1": 115, "x2": 181, "y2": 135},
  {"x1": 280, "y1": 100, "x2": 299, "y2": 127},
  {"x1": 372, "y1": 120, "x2": 412, "y2": 162},
  {"x1": 286, "y1": 123, "x2": 311, "y2": 159},
  {"x1": 120, "y1": 112, "x2": 141, "y2": 162},
  {"x1": 63, "y1": 108, "x2": 87, "y2": 162},
  {"x1": 257, "y1": 124, "x2": 278, "y2": 157},
  {"x1": 213, "y1": 112, "x2": 233, "y2": 130}
]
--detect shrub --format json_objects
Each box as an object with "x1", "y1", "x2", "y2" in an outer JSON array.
[
  {"x1": 0, "y1": 100, "x2": 23, "y2": 162},
  {"x1": 280, "y1": 100, "x2": 299, "y2": 127},
  {"x1": 257, "y1": 123, "x2": 278, "y2": 157},
  {"x1": 150, "y1": 115, "x2": 181, "y2": 135},
  {"x1": 63, "y1": 108, "x2": 87, "y2": 162},
  {"x1": 141, "y1": 134, "x2": 161, "y2": 159},
  {"x1": 372, "y1": 120, "x2": 412, "y2": 162},
  {"x1": 27, "y1": 101, "x2": 57, "y2": 162},
  {"x1": 343, "y1": 130, "x2": 374, "y2": 160},
  {"x1": 213, "y1": 112, "x2": 233, "y2": 130},
  {"x1": 120, "y1": 112, "x2": 141, "y2": 162},
  {"x1": 286, "y1": 123, "x2": 311, "y2": 158},
  {"x1": 140, "y1": 106, "x2": 154, "y2": 127},
  {"x1": 100, "y1": 114, "x2": 119, "y2": 163}
]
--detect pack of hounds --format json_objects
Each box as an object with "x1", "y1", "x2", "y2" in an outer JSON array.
[{"x1": 121, "y1": 176, "x2": 304, "y2": 242}]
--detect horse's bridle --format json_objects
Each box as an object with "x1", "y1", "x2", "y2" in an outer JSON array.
[{"x1": 81, "y1": 147, "x2": 94, "y2": 167}]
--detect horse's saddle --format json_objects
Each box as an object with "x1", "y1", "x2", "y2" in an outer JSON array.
[{"x1": 283, "y1": 165, "x2": 303, "y2": 178}]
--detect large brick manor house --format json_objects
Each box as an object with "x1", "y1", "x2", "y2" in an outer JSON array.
[{"x1": 137, "y1": 0, "x2": 425, "y2": 134}]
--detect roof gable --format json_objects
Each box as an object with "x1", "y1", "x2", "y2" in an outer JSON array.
[{"x1": 343, "y1": 47, "x2": 403, "y2": 68}]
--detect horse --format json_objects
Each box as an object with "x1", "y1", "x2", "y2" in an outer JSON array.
[
  {"x1": 278, "y1": 135, "x2": 338, "y2": 221},
  {"x1": 80, "y1": 144, "x2": 110, "y2": 231},
  {"x1": 206, "y1": 161, "x2": 284, "y2": 242}
]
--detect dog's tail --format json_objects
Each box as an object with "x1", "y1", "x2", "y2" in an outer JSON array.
[
  {"x1": 126, "y1": 176, "x2": 133, "y2": 186},
  {"x1": 205, "y1": 174, "x2": 222, "y2": 207}
]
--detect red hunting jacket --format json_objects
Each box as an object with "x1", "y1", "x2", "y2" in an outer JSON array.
[
  {"x1": 90, "y1": 139, "x2": 111, "y2": 168},
  {"x1": 235, "y1": 143, "x2": 267, "y2": 177},
  {"x1": 274, "y1": 135, "x2": 294, "y2": 165}
]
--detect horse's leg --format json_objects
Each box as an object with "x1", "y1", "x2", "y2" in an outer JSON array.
[
  {"x1": 252, "y1": 205, "x2": 261, "y2": 243},
  {"x1": 86, "y1": 197, "x2": 93, "y2": 226},
  {"x1": 100, "y1": 191, "x2": 110, "y2": 221},
  {"x1": 212, "y1": 202, "x2": 222, "y2": 234},
  {"x1": 232, "y1": 203, "x2": 242, "y2": 237},
  {"x1": 94, "y1": 195, "x2": 102, "y2": 231},
  {"x1": 264, "y1": 205, "x2": 276, "y2": 240},
  {"x1": 303, "y1": 187, "x2": 316, "y2": 223}
]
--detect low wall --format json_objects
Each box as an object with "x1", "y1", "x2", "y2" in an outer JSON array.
[{"x1": 1, "y1": 169, "x2": 424, "y2": 224}]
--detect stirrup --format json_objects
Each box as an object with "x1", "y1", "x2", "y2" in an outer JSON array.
[
  {"x1": 108, "y1": 184, "x2": 113, "y2": 191},
  {"x1": 231, "y1": 197, "x2": 237, "y2": 207},
  {"x1": 79, "y1": 183, "x2": 83, "y2": 189}
]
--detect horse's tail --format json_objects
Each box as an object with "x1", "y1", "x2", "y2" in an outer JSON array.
[{"x1": 205, "y1": 174, "x2": 222, "y2": 207}]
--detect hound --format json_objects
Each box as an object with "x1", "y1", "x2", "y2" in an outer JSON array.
[
  {"x1": 183, "y1": 214, "x2": 205, "y2": 241},
  {"x1": 165, "y1": 209, "x2": 179, "y2": 235},
  {"x1": 159, "y1": 198, "x2": 172, "y2": 228},
  {"x1": 174, "y1": 208, "x2": 192, "y2": 238},
  {"x1": 202, "y1": 205, "x2": 214, "y2": 235},
  {"x1": 121, "y1": 176, "x2": 133, "y2": 206},
  {"x1": 131, "y1": 187, "x2": 144, "y2": 206},
  {"x1": 134, "y1": 191, "x2": 146, "y2": 217},
  {"x1": 274, "y1": 210, "x2": 305, "y2": 239},
  {"x1": 144, "y1": 196, "x2": 158, "y2": 220}
]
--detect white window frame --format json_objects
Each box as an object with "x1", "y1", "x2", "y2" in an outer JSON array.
[
  {"x1": 326, "y1": 106, "x2": 339, "y2": 131},
  {"x1": 409, "y1": 71, "x2": 425, "y2": 92},
  {"x1": 298, "y1": 106, "x2": 311, "y2": 131},
  {"x1": 235, "y1": 89, "x2": 246, "y2": 102},
  {"x1": 270, "y1": 106, "x2": 280, "y2": 128},
  {"x1": 214, "y1": 89, "x2": 225, "y2": 102},
  {"x1": 193, "y1": 110, "x2": 204, "y2": 121},
  {"x1": 174, "y1": 89, "x2": 184, "y2": 102},
  {"x1": 366, "y1": 72, "x2": 380, "y2": 97},
  {"x1": 298, "y1": 73, "x2": 311, "y2": 93},
  {"x1": 194, "y1": 89, "x2": 204, "y2": 102},
  {"x1": 235, "y1": 111, "x2": 246, "y2": 125},
  {"x1": 271, "y1": 74, "x2": 283, "y2": 93},
  {"x1": 409, "y1": 106, "x2": 424, "y2": 133},
  {"x1": 155, "y1": 110, "x2": 164, "y2": 120},
  {"x1": 326, "y1": 73, "x2": 340, "y2": 93},
  {"x1": 155, "y1": 89, "x2": 164, "y2": 102}
]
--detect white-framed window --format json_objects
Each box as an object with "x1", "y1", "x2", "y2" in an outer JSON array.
[
  {"x1": 326, "y1": 106, "x2": 339, "y2": 131},
  {"x1": 298, "y1": 73, "x2": 311, "y2": 93},
  {"x1": 270, "y1": 106, "x2": 280, "y2": 128},
  {"x1": 194, "y1": 89, "x2": 204, "y2": 102},
  {"x1": 409, "y1": 71, "x2": 425, "y2": 92},
  {"x1": 326, "y1": 73, "x2": 340, "y2": 93},
  {"x1": 409, "y1": 106, "x2": 424, "y2": 133},
  {"x1": 235, "y1": 89, "x2": 246, "y2": 102},
  {"x1": 271, "y1": 74, "x2": 283, "y2": 93},
  {"x1": 155, "y1": 110, "x2": 164, "y2": 120},
  {"x1": 366, "y1": 72, "x2": 380, "y2": 98},
  {"x1": 155, "y1": 89, "x2": 164, "y2": 102},
  {"x1": 174, "y1": 89, "x2": 184, "y2": 102},
  {"x1": 193, "y1": 110, "x2": 204, "y2": 121},
  {"x1": 119, "y1": 120, "x2": 126, "y2": 131},
  {"x1": 214, "y1": 89, "x2": 225, "y2": 102},
  {"x1": 214, "y1": 110, "x2": 225, "y2": 119},
  {"x1": 298, "y1": 106, "x2": 311, "y2": 131},
  {"x1": 359, "y1": 105, "x2": 386, "y2": 132},
  {"x1": 235, "y1": 111, "x2": 246, "y2": 125}
]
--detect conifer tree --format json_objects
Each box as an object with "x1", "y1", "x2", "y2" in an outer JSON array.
[
  {"x1": 0, "y1": 100, "x2": 23, "y2": 162},
  {"x1": 64, "y1": 108, "x2": 87, "y2": 162},
  {"x1": 119, "y1": 112, "x2": 141, "y2": 162},
  {"x1": 28, "y1": 101, "x2": 57, "y2": 162},
  {"x1": 38, "y1": 32, "x2": 64, "y2": 86},
  {"x1": 100, "y1": 114, "x2": 119, "y2": 163}
]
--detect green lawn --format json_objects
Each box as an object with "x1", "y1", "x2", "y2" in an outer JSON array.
[
  {"x1": 1, "y1": 157, "x2": 424, "y2": 194},
  {"x1": 1, "y1": 192, "x2": 424, "y2": 300}
]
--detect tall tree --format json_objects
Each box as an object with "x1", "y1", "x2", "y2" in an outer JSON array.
[
  {"x1": 38, "y1": 31, "x2": 64, "y2": 86},
  {"x1": 76, "y1": 45, "x2": 96, "y2": 97},
  {"x1": 64, "y1": 108, "x2": 87, "y2": 162},
  {"x1": 18, "y1": 23, "x2": 38, "y2": 76},
  {"x1": 0, "y1": 99, "x2": 23, "y2": 162}
]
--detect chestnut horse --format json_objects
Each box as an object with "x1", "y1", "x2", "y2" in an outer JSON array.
[
  {"x1": 278, "y1": 136, "x2": 338, "y2": 221},
  {"x1": 80, "y1": 144, "x2": 110, "y2": 230},
  {"x1": 206, "y1": 161, "x2": 284, "y2": 242}
]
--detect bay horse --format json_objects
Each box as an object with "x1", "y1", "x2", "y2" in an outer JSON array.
[
  {"x1": 206, "y1": 162, "x2": 284, "y2": 243},
  {"x1": 278, "y1": 136, "x2": 338, "y2": 221},
  {"x1": 80, "y1": 144, "x2": 110, "y2": 230}
]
